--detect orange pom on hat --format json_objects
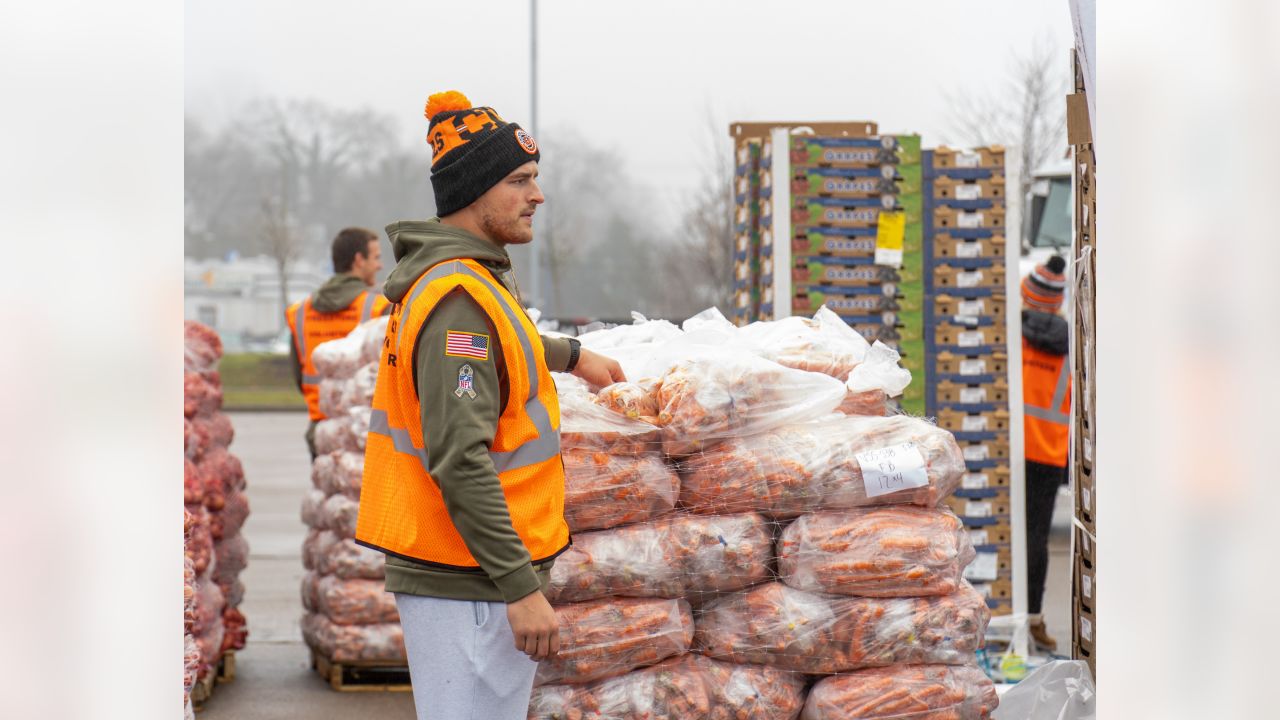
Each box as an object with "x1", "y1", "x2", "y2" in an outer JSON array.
[{"x1": 424, "y1": 90, "x2": 472, "y2": 120}]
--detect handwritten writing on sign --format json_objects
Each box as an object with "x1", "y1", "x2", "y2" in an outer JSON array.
[{"x1": 856, "y1": 442, "x2": 929, "y2": 498}]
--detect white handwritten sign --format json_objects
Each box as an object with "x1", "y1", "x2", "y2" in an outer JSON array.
[{"x1": 857, "y1": 442, "x2": 929, "y2": 498}]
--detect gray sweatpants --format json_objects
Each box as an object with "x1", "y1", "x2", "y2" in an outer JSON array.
[{"x1": 395, "y1": 593, "x2": 539, "y2": 720}]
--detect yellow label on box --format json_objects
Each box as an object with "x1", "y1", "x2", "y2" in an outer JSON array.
[{"x1": 875, "y1": 210, "x2": 906, "y2": 267}]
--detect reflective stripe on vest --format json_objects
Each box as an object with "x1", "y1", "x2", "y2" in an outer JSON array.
[
  {"x1": 367, "y1": 260, "x2": 560, "y2": 474},
  {"x1": 360, "y1": 292, "x2": 376, "y2": 322},
  {"x1": 1024, "y1": 358, "x2": 1070, "y2": 425}
]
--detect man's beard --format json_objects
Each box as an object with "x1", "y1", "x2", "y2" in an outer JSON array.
[{"x1": 479, "y1": 206, "x2": 533, "y2": 245}]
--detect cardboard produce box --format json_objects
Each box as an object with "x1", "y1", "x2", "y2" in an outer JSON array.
[
  {"x1": 794, "y1": 199, "x2": 881, "y2": 228},
  {"x1": 937, "y1": 408, "x2": 1011, "y2": 433},
  {"x1": 971, "y1": 579, "x2": 1014, "y2": 601},
  {"x1": 934, "y1": 294, "x2": 1007, "y2": 319},
  {"x1": 943, "y1": 494, "x2": 1011, "y2": 523},
  {"x1": 931, "y1": 145, "x2": 1005, "y2": 170},
  {"x1": 933, "y1": 264, "x2": 1007, "y2": 292},
  {"x1": 931, "y1": 176, "x2": 1005, "y2": 203},
  {"x1": 935, "y1": 322, "x2": 1006, "y2": 349},
  {"x1": 792, "y1": 259, "x2": 899, "y2": 287},
  {"x1": 935, "y1": 351, "x2": 1009, "y2": 378},
  {"x1": 963, "y1": 547, "x2": 1012, "y2": 583},
  {"x1": 791, "y1": 233, "x2": 876, "y2": 258},
  {"x1": 936, "y1": 378, "x2": 1010, "y2": 406},
  {"x1": 792, "y1": 167, "x2": 897, "y2": 198},
  {"x1": 932, "y1": 235, "x2": 1006, "y2": 261},
  {"x1": 792, "y1": 290, "x2": 899, "y2": 316},
  {"x1": 966, "y1": 520, "x2": 1012, "y2": 547},
  {"x1": 789, "y1": 135, "x2": 902, "y2": 168},
  {"x1": 957, "y1": 436, "x2": 1012, "y2": 463},
  {"x1": 933, "y1": 205, "x2": 1007, "y2": 231}
]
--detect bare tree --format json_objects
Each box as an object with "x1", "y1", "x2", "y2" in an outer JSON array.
[
  {"x1": 663, "y1": 114, "x2": 734, "y2": 315},
  {"x1": 947, "y1": 37, "x2": 1068, "y2": 240},
  {"x1": 260, "y1": 190, "x2": 302, "y2": 331}
]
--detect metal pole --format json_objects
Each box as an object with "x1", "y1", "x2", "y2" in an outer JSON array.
[{"x1": 527, "y1": 0, "x2": 542, "y2": 310}]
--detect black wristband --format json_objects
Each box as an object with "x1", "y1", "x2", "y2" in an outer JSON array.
[{"x1": 566, "y1": 338, "x2": 582, "y2": 372}]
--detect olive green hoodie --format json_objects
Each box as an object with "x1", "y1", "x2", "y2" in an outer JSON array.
[{"x1": 377, "y1": 218, "x2": 572, "y2": 603}]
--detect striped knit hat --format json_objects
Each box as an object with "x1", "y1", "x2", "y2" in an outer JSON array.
[
  {"x1": 1021, "y1": 255, "x2": 1067, "y2": 312},
  {"x1": 423, "y1": 90, "x2": 540, "y2": 216}
]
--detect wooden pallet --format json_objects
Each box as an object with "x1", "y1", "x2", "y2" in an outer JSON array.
[
  {"x1": 191, "y1": 650, "x2": 236, "y2": 711},
  {"x1": 311, "y1": 650, "x2": 412, "y2": 692}
]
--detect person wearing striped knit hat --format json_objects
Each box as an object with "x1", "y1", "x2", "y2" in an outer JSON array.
[{"x1": 1020, "y1": 255, "x2": 1070, "y2": 653}]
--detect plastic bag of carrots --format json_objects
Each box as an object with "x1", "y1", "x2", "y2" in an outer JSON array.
[
  {"x1": 563, "y1": 449, "x2": 679, "y2": 532},
  {"x1": 738, "y1": 306, "x2": 870, "y2": 380},
  {"x1": 694, "y1": 581, "x2": 988, "y2": 673},
  {"x1": 801, "y1": 664, "x2": 998, "y2": 720},
  {"x1": 778, "y1": 507, "x2": 975, "y2": 597},
  {"x1": 301, "y1": 612, "x2": 405, "y2": 663},
  {"x1": 314, "y1": 575, "x2": 400, "y2": 625},
  {"x1": 548, "y1": 513, "x2": 773, "y2": 604},
  {"x1": 650, "y1": 350, "x2": 847, "y2": 457},
  {"x1": 678, "y1": 415, "x2": 965, "y2": 519},
  {"x1": 534, "y1": 597, "x2": 694, "y2": 686},
  {"x1": 529, "y1": 653, "x2": 805, "y2": 720},
  {"x1": 559, "y1": 380, "x2": 663, "y2": 456}
]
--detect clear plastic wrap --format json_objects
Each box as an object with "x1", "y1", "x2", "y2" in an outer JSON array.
[
  {"x1": 576, "y1": 312, "x2": 684, "y2": 351},
  {"x1": 210, "y1": 488, "x2": 250, "y2": 541},
  {"x1": 184, "y1": 320, "x2": 223, "y2": 375},
  {"x1": 777, "y1": 507, "x2": 975, "y2": 597},
  {"x1": 839, "y1": 389, "x2": 890, "y2": 417},
  {"x1": 184, "y1": 459, "x2": 205, "y2": 506},
  {"x1": 678, "y1": 415, "x2": 965, "y2": 519},
  {"x1": 312, "y1": 316, "x2": 388, "y2": 379},
  {"x1": 194, "y1": 619, "x2": 225, "y2": 679},
  {"x1": 319, "y1": 492, "x2": 360, "y2": 538},
  {"x1": 302, "y1": 529, "x2": 340, "y2": 572},
  {"x1": 212, "y1": 533, "x2": 249, "y2": 588},
  {"x1": 191, "y1": 576, "x2": 226, "y2": 637},
  {"x1": 313, "y1": 408, "x2": 370, "y2": 455},
  {"x1": 183, "y1": 371, "x2": 222, "y2": 418},
  {"x1": 529, "y1": 653, "x2": 806, "y2": 720},
  {"x1": 221, "y1": 606, "x2": 248, "y2": 652},
  {"x1": 534, "y1": 597, "x2": 694, "y2": 686},
  {"x1": 739, "y1": 306, "x2": 870, "y2": 379},
  {"x1": 694, "y1": 582, "x2": 988, "y2": 673},
  {"x1": 653, "y1": 351, "x2": 847, "y2": 456},
  {"x1": 317, "y1": 538, "x2": 386, "y2": 579},
  {"x1": 185, "y1": 504, "x2": 214, "y2": 576},
  {"x1": 559, "y1": 384, "x2": 663, "y2": 456},
  {"x1": 563, "y1": 449, "x2": 679, "y2": 532},
  {"x1": 801, "y1": 664, "x2": 999, "y2": 720},
  {"x1": 549, "y1": 513, "x2": 773, "y2": 604},
  {"x1": 595, "y1": 379, "x2": 662, "y2": 425},
  {"x1": 314, "y1": 575, "x2": 400, "y2": 626},
  {"x1": 847, "y1": 341, "x2": 912, "y2": 398},
  {"x1": 301, "y1": 488, "x2": 325, "y2": 528},
  {"x1": 302, "y1": 612, "x2": 407, "y2": 663}
]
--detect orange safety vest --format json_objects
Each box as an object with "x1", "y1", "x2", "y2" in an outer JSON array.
[
  {"x1": 355, "y1": 258, "x2": 569, "y2": 569},
  {"x1": 286, "y1": 289, "x2": 390, "y2": 421},
  {"x1": 1022, "y1": 338, "x2": 1071, "y2": 467}
]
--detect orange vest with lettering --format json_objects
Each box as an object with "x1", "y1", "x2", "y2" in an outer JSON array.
[
  {"x1": 1022, "y1": 338, "x2": 1072, "y2": 467},
  {"x1": 355, "y1": 258, "x2": 569, "y2": 569},
  {"x1": 286, "y1": 289, "x2": 390, "y2": 420}
]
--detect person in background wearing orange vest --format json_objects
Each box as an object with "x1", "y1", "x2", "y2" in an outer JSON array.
[
  {"x1": 355, "y1": 91, "x2": 625, "y2": 720},
  {"x1": 1021, "y1": 255, "x2": 1071, "y2": 653},
  {"x1": 286, "y1": 227, "x2": 391, "y2": 460}
]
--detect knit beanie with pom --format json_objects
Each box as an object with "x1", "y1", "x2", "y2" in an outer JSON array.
[
  {"x1": 1021, "y1": 255, "x2": 1068, "y2": 312},
  {"x1": 423, "y1": 90, "x2": 540, "y2": 216}
]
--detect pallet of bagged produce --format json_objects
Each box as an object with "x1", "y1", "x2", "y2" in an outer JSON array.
[
  {"x1": 190, "y1": 650, "x2": 237, "y2": 710},
  {"x1": 310, "y1": 650, "x2": 412, "y2": 693}
]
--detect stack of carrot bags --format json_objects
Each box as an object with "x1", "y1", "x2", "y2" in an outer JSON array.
[
  {"x1": 529, "y1": 308, "x2": 997, "y2": 719},
  {"x1": 300, "y1": 316, "x2": 407, "y2": 664},
  {"x1": 183, "y1": 321, "x2": 250, "y2": 684}
]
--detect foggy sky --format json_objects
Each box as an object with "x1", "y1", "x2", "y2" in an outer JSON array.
[{"x1": 186, "y1": 0, "x2": 1072, "y2": 222}]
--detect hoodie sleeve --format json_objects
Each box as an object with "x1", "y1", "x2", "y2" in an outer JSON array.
[
  {"x1": 415, "y1": 290, "x2": 540, "y2": 603},
  {"x1": 540, "y1": 335, "x2": 573, "y2": 373}
]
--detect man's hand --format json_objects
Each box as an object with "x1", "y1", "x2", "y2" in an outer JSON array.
[
  {"x1": 572, "y1": 347, "x2": 627, "y2": 389},
  {"x1": 507, "y1": 590, "x2": 560, "y2": 661}
]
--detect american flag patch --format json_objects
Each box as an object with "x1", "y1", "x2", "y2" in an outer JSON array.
[{"x1": 445, "y1": 331, "x2": 489, "y2": 360}]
